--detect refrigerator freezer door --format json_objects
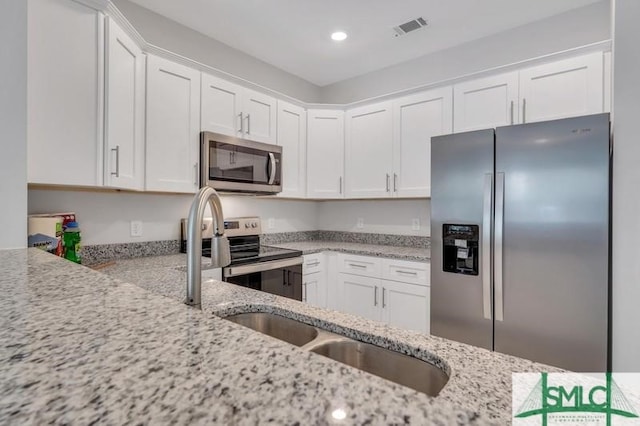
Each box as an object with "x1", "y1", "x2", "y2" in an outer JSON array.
[
  {"x1": 494, "y1": 113, "x2": 610, "y2": 371},
  {"x1": 431, "y1": 129, "x2": 495, "y2": 350}
]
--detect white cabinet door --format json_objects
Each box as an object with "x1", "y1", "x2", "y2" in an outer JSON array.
[
  {"x1": 453, "y1": 71, "x2": 519, "y2": 132},
  {"x1": 303, "y1": 271, "x2": 326, "y2": 308},
  {"x1": 145, "y1": 55, "x2": 201, "y2": 193},
  {"x1": 306, "y1": 109, "x2": 345, "y2": 199},
  {"x1": 243, "y1": 88, "x2": 277, "y2": 144},
  {"x1": 277, "y1": 101, "x2": 306, "y2": 198},
  {"x1": 519, "y1": 52, "x2": 604, "y2": 124},
  {"x1": 200, "y1": 73, "x2": 243, "y2": 137},
  {"x1": 27, "y1": 0, "x2": 104, "y2": 186},
  {"x1": 393, "y1": 87, "x2": 452, "y2": 197},
  {"x1": 339, "y1": 273, "x2": 381, "y2": 322},
  {"x1": 345, "y1": 101, "x2": 393, "y2": 198},
  {"x1": 104, "y1": 17, "x2": 145, "y2": 190},
  {"x1": 381, "y1": 280, "x2": 430, "y2": 334}
]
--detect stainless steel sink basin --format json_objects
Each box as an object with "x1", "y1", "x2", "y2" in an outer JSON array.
[
  {"x1": 224, "y1": 312, "x2": 318, "y2": 347},
  {"x1": 308, "y1": 340, "x2": 449, "y2": 397},
  {"x1": 224, "y1": 312, "x2": 448, "y2": 396}
]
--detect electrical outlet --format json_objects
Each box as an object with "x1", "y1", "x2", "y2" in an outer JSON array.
[
  {"x1": 356, "y1": 218, "x2": 364, "y2": 229},
  {"x1": 412, "y1": 218, "x2": 420, "y2": 231},
  {"x1": 130, "y1": 220, "x2": 143, "y2": 237},
  {"x1": 268, "y1": 218, "x2": 275, "y2": 229}
]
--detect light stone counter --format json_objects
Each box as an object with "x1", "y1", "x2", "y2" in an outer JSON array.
[
  {"x1": 268, "y1": 241, "x2": 430, "y2": 262},
  {"x1": 0, "y1": 250, "x2": 558, "y2": 425}
]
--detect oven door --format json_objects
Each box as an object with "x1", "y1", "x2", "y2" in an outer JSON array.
[
  {"x1": 201, "y1": 132, "x2": 282, "y2": 194},
  {"x1": 223, "y1": 257, "x2": 303, "y2": 301}
]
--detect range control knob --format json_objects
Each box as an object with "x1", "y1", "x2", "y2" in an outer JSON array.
[
  {"x1": 251, "y1": 222, "x2": 257, "y2": 228},
  {"x1": 245, "y1": 223, "x2": 250, "y2": 228}
]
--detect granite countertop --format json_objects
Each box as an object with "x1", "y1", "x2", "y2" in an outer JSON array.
[
  {"x1": 268, "y1": 241, "x2": 430, "y2": 262},
  {"x1": 1, "y1": 250, "x2": 557, "y2": 424}
]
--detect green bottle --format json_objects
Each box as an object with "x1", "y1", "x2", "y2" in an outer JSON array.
[{"x1": 63, "y1": 221, "x2": 82, "y2": 264}]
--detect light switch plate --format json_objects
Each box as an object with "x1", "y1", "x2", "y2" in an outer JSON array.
[
  {"x1": 357, "y1": 218, "x2": 364, "y2": 228},
  {"x1": 268, "y1": 218, "x2": 275, "y2": 229},
  {"x1": 412, "y1": 219, "x2": 420, "y2": 231}
]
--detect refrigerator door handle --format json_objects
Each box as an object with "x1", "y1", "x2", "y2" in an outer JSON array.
[
  {"x1": 494, "y1": 172, "x2": 505, "y2": 322},
  {"x1": 482, "y1": 173, "x2": 493, "y2": 320}
]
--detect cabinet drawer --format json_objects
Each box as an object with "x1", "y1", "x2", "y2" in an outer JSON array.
[
  {"x1": 303, "y1": 253, "x2": 324, "y2": 275},
  {"x1": 338, "y1": 254, "x2": 381, "y2": 278},
  {"x1": 382, "y1": 259, "x2": 429, "y2": 286}
]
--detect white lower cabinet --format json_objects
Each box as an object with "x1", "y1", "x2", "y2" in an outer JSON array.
[
  {"x1": 381, "y1": 279, "x2": 430, "y2": 334},
  {"x1": 302, "y1": 253, "x2": 327, "y2": 308},
  {"x1": 336, "y1": 253, "x2": 431, "y2": 334},
  {"x1": 339, "y1": 273, "x2": 382, "y2": 321}
]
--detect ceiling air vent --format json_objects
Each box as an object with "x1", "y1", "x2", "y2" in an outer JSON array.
[{"x1": 393, "y1": 17, "x2": 428, "y2": 37}]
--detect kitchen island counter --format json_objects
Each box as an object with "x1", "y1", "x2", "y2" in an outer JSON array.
[{"x1": 1, "y1": 249, "x2": 556, "y2": 424}]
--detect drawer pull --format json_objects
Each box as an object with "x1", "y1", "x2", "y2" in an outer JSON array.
[
  {"x1": 348, "y1": 263, "x2": 367, "y2": 269},
  {"x1": 306, "y1": 261, "x2": 320, "y2": 267},
  {"x1": 397, "y1": 270, "x2": 418, "y2": 276}
]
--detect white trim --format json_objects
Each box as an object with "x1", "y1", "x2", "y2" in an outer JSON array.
[
  {"x1": 70, "y1": 0, "x2": 109, "y2": 11},
  {"x1": 105, "y1": 2, "x2": 146, "y2": 48}
]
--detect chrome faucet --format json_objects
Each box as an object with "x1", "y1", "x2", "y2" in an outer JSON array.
[{"x1": 186, "y1": 186, "x2": 231, "y2": 309}]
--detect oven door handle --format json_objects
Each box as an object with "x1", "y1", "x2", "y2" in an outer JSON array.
[{"x1": 223, "y1": 257, "x2": 303, "y2": 278}]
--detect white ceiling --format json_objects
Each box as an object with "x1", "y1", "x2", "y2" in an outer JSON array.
[{"x1": 128, "y1": 0, "x2": 604, "y2": 86}]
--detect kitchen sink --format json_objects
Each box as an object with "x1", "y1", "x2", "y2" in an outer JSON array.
[
  {"x1": 307, "y1": 340, "x2": 449, "y2": 397},
  {"x1": 224, "y1": 312, "x2": 448, "y2": 396},
  {"x1": 224, "y1": 312, "x2": 319, "y2": 347}
]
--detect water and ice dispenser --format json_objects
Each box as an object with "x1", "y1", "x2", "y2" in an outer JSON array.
[{"x1": 442, "y1": 224, "x2": 479, "y2": 275}]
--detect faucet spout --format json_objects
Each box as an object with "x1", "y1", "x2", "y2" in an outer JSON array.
[{"x1": 186, "y1": 186, "x2": 231, "y2": 309}]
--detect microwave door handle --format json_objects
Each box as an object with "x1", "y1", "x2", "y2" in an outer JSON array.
[{"x1": 268, "y1": 152, "x2": 277, "y2": 185}]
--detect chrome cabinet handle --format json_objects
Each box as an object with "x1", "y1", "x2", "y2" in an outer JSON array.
[
  {"x1": 339, "y1": 176, "x2": 343, "y2": 194},
  {"x1": 374, "y1": 286, "x2": 378, "y2": 306},
  {"x1": 495, "y1": 172, "x2": 505, "y2": 321},
  {"x1": 482, "y1": 173, "x2": 493, "y2": 320},
  {"x1": 382, "y1": 287, "x2": 386, "y2": 308},
  {"x1": 510, "y1": 101, "x2": 514, "y2": 125},
  {"x1": 349, "y1": 263, "x2": 366, "y2": 269},
  {"x1": 386, "y1": 174, "x2": 390, "y2": 192},
  {"x1": 522, "y1": 99, "x2": 527, "y2": 124},
  {"x1": 111, "y1": 145, "x2": 120, "y2": 177},
  {"x1": 306, "y1": 261, "x2": 320, "y2": 267},
  {"x1": 238, "y1": 112, "x2": 244, "y2": 133},
  {"x1": 194, "y1": 163, "x2": 199, "y2": 185},
  {"x1": 302, "y1": 282, "x2": 307, "y2": 302},
  {"x1": 397, "y1": 270, "x2": 418, "y2": 276},
  {"x1": 246, "y1": 114, "x2": 251, "y2": 134},
  {"x1": 267, "y1": 152, "x2": 276, "y2": 185},
  {"x1": 393, "y1": 173, "x2": 398, "y2": 192}
]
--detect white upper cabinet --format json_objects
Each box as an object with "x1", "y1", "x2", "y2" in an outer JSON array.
[
  {"x1": 454, "y1": 52, "x2": 605, "y2": 131},
  {"x1": 276, "y1": 101, "x2": 307, "y2": 198},
  {"x1": 104, "y1": 17, "x2": 145, "y2": 190},
  {"x1": 306, "y1": 109, "x2": 345, "y2": 199},
  {"x1": 518, "y1": 52, "x2": 604, "y2": 124},
  {"x1": 201, "y1": 73, "x2": 276, "y2": 143},
  {"x1": 345, "y1": 101, "x2": 394, "y2": 198},
  {"x1": 453, "y1": 71, "x2": 519, "y2": 132},
  {"x1": 392, "y1": 87, "x2": 453, "y2": 197},
  {"x1": 27, "y1": 0, "x2": 104, "y2": 186},
  {"x1": 145, "y1": 55, "x2": 201, "y2": 193},
  {"x1": 200, "y1": 74, "x2": 243, "y2": 137}
]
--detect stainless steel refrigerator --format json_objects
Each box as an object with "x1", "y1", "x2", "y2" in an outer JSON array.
[{"x1": 430, "y1": 113, "x2": 610, "y2": 371}]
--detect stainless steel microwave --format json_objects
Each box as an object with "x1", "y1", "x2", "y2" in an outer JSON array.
[{"x1": 200, "y1": 131, "x2": 282, "y2": 194}]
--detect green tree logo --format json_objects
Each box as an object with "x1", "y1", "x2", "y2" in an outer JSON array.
[{"x1": 515, "y1": 373, "x2": 638, "y2": 426}]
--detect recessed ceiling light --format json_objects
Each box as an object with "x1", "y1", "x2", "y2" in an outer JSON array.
[{"x1": 331, "y1": 31, "x2": 347, "y2": 41}]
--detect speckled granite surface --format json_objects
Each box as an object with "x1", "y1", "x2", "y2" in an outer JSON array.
[
  {"x1": 82, "y1": 240, "x2": 180, "y2": 264},
  {"x1": 271, "y1": 241, "x2": 431, "y2": 261},
  {"x1": 1, "y1": 250, "x2": 560, "y2": 424},
  {"x1": 101, "y1": 253, "x2": 561, "y2": 424},
  {"x1": 262, "y1": 231, "x2": 430, "y2": 249}
]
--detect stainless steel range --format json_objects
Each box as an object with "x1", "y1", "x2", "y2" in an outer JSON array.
[{"x1": 181, "y1": 216, "x2": 303, "y2": 300}]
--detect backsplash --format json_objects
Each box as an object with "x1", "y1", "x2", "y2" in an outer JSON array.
[
  {"x1": 83, "y1": 231, "x2": 430, "y2": 264},
  {"x1": 257, "y1": 231, "x2": 429, "y2": 248}
]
